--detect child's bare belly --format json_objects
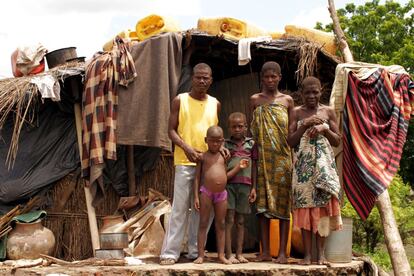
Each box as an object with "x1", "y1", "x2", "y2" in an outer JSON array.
[{"x1": 203, "y1": 163, "x2": 227, "y2": 193}]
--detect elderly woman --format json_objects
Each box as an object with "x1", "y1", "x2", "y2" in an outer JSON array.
[{"x1": 288, "y1": 76, "x2": 342, "y2": 265}]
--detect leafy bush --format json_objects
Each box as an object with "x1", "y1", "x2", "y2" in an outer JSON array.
[{"x1": 342, "y1": 175, "x2": 414, "y2": 253}]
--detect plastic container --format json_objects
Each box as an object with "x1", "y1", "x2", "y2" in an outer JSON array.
[
  {"x1": 102, "y1": 30, "x2": 139, "y2": 52},
  {"x1": 284, "y1": 25, "x2": 337, "y2": 55},
  {"x1": 270, "y1": 31, "x2": 284, "y2": 40},
  {"x1": 269, "y1": 216, "x2": 292, "y2": 257},
  {"x1": 135, "y1": 14, "x2": 180, "y2": 41},
  {"x1": 325, "y1": 217, "x2": 353, "y2": 263},
  {"x1": 291, "y1": 225, "x2": 304, "y2": 254},
  {"x1": 197, "y1": 17, "x2": 268, "y2": 40}
]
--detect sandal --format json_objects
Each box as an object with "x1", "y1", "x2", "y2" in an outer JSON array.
[{"x1": 160, "y1": 258, "x2": 176, "y2": 265}]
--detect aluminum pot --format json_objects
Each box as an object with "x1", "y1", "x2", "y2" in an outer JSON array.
[
  {"x1": 95, "y1": 249, "x2": 125, "y2": 259},
  {"x1": 99, "y1": 232, "x2": 129, "y2": 249}
]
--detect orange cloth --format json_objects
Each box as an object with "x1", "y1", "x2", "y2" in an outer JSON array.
[{"x1": 293, "y1": 197, "x2": 341, "y2": 234}]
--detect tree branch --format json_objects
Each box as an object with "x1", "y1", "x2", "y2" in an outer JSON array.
[
  {"x1": 328, "y1": 1, "x2": 411, "y2": 275},
  {"x1": 328, "y1": 0, "x2": 354, "y2": 62}
]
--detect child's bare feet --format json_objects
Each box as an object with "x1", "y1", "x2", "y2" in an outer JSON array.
[
  {"x1": 236, "y1": 255, "x2": 249, "y2": 263},
  {"x1": 273, "y1": 254, "x2": 288, "y2": 264},
  {"x1": 317, "y1": 256, "x2": 330, "y2": 266},
  {"x1": 193, "y1": 257, "x2": 204, "y2": 264},
  {"x1": 254, "y1": 254, "x2": 273, "y2": 262},
  {"x1": 298, "y1": 256, "x2": 311, "y2": 265},
  {"x1": 219, "y1": 256, "x2": 232, "y2": 265},
  {"x1": 228, "y1": 256, "x2": 240, "y2": 264}
]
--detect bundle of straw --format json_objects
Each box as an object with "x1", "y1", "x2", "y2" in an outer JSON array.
[
  {"x1": 0, "y1": 77, "x2": 40, "y2": 168},
  {"x1": 0, "y1": 62, "x2": 85, "y2": 168},
  {"x1": 295, "y1": 40, "x2": 320, "y2": 85}
]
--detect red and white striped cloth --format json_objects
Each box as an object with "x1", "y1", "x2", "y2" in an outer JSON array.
[{"x1": 339, "y1": 66, "x2": 414, "y2": 219}]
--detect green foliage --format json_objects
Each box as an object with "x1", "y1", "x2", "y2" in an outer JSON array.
[
  {"x1": 316, "y1": 0, "x2": 414, "y2": 189},
  {"x1": 353, "y1": 244, "x2": 393, "y2": 271},
  {"x1": 370, "y1": 249, "x2": 392, "y2": 272},
  {"x1": 342, "y1": 175, "x2": 414, "y2": 253},
  {"x1": 400, "y1": 122, "x2": 414, "y2": 187},
  {"x1": 317, "y1": 0, "x2": 414, "y2": 74},
  {"x1": 342, "y1": 175, "x2": 414, "y2": 270}
]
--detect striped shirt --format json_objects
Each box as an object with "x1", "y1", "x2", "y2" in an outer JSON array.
[{"x1": 225, "y1": 137, "x2": 257, "y2": 185}]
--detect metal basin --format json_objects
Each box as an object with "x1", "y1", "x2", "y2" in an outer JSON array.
[
  {"x1": 95, "y1": 249, "x2": 125, "y2": 259},
  {"x1": 99, "y1": 232, "x2": 129, "y2": 249}
]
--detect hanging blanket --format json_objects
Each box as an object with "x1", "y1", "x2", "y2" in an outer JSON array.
[
  {"x1": 116, "y1": 32, "x2": 182, "y2": 150},
  {"x1": 81, "y1": 37, "x2": 137, "y2": 188},
  {"x1": 343, "y1": 68, "x2": 414, "y2": 220}
]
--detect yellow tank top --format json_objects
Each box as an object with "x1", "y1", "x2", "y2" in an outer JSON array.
[{"x1": 174, "y1": 93, "x2": 218, "y2": 166}]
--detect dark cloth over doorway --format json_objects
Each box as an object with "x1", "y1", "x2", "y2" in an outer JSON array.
[{"x1": 0, "y1": 103, "x2": 79, "y2": 214}]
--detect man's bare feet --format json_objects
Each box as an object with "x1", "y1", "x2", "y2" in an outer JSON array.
[
  {"x1": 193, "y1": 256, "x2": 204, "y2": 264},
  {"x1": 236, "y1": 255, "x2": 249, "y2": 263},
  {"x1": 218, "y1": 256, "x2": 232, "y2": 265},
  {"x1": 273, "y1": 255, "x2": 288, "y2": 264},
  {"x1": 228, "y1": 256, "x2": 240, "y2": 264},
  {"x1": 254, "y1": 254, "x2": 273, "y2": 262},
  {"x1": 298, "y1": 256, "x2": 311, "y2": 265}
]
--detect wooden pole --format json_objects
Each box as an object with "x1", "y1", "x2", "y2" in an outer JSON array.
[
  {"x1": 376, "y1": 190, "x2": 411, "y2": 275},
  {"x1": 74, "y1": 103, "x2": 100, "y2": 254},
  {"x1": 328, "y1": 0, "x2": 353, "y2": 63},
  {"x1": 328, "y1": 1, "x2": 411, "y2": 275}
]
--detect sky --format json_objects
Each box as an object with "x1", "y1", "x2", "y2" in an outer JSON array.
[{"x1": 0, "y1": 0, "x2": 408, "y2": 78}]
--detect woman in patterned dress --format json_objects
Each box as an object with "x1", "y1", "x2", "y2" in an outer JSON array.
[
  {"x1": 250, "y1": 61, "x2": 294, "y2": 264},
  {"x1": 288, "y1": 76, "x2": 342, "y2": 265}
]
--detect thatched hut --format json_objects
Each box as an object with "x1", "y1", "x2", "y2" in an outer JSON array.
[{"x1": 0, "y1": 30, "x2": 339, "y2": 260}]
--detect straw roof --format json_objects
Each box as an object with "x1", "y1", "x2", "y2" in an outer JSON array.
[
  {"x1": 0, "y1": 61, "x2": 85, "y2": 168},
  {"x1": 0, "y1": 32, "x2": 340, "y2": 165}
]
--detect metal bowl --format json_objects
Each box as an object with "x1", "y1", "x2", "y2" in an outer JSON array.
[
  {"x1": 99, "y1": 232, "x2": 129, "y2": 249},
  {"x1": 95, "y1": 249, "x2": 125, "y2": 259},
  {"x1": 45, "y1": 47, "x2": 77, "y2": 69}
]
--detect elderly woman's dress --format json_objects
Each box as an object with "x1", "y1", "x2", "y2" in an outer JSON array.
[{"x1": 292, "y1": 121, "x2": 342, "y2": 236}]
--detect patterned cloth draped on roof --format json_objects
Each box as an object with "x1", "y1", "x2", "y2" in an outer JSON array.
[
  {"x1": 81, "y1": 37, "x2": 137, "y2": 187},
  {"x1": 330, "y1": 62, "x2": 414, "y2": 220},
  {"x1": 250, "y1": 103, "x2": 292, "y2": 220}
]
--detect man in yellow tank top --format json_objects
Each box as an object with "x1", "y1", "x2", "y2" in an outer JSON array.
[{"x1": 160, "y1": 63, "x2": 222, "y2": 265}]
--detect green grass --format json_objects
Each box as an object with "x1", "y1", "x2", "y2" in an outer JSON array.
[{"x1": 353, "y1": 243, "x2": 414, "y2": 272}]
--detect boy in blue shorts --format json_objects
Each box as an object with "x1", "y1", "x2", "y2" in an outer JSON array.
[{"x1": 224, "y1": 112, "x2": 257, "y2": 263}]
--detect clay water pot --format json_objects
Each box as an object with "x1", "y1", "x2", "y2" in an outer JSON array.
[
  {"x1": 6, "y1": 219, "x2": 55, "y2": 260},
  {"x1": 100, "y1": 215, "x2": 125, "y2": 233}
]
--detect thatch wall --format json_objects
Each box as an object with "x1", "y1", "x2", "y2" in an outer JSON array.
[{"x1": 43, "y1": 154, "x2": 173, "y2": 260}]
